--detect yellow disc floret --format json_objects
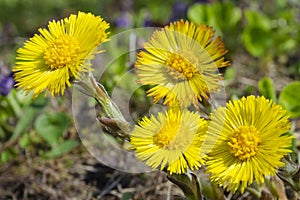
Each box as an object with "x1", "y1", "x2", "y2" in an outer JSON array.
[
  {"x1": 228, "y1": 125, "x2": 261, "y2": 160},
  {"x1": 154, "y1": 116, "x2": 190, "y2": 151},
  {"x1": 154, "y1": 121, "x2": 179, "y2": 147},
  {"x1": 44, "y1": 35, "x2": 80, "y2": 70},
  {"x1": 165, "y1": 52, "x2": 199, "y2": 81}
]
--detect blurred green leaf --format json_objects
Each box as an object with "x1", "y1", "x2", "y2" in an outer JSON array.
[
  {"x1": 187, "y1": 3, "x2": 208, "y2": 25},
  {"x1": 242, "y1": 27, "x2": 272, "y2": 57},
  {"x1": 1, "y1": 148, "x2": 17, "y2": 163},
  {"x1": 6, "y1": 91, "x2": 22, "y2": 117},
  {"x1": 187, "y1": 2, "x2": 242, "y2": 36},
  {"x1": 187, "y1": 2, "x2": 242, "y2": 54},
  {"x1": 289, "y1": 61, "x2": 300, "y2": 78},
  {"x1": 224, "y1": 67, "x2": 236, "y2": 85},
  {"x1": 10, "y1": 95, "x2": 47, "y2": 141},
  {"x1": 43, "y1": 140, "x2": 78, "y2": 158},
  {"x1": 34, "y1": 112, "x2": 69, "y2": 145},
  {"x1": 199, "y1": 178, "x2": 225, "y2": 200},
  {"x1": 258, "y1": 77, "x2": 277, "y2": 101},
  {"x1": 245, "y1": 10, "x2": 272, "y2": 30},
  {"x1": 242, "y1": 10, "x2": 273, "y2": 57},
  {"x1": 122, "y1": 192, "x2": 133, "y2": 200},
  {"x1": 19, "y1": 133, "x2": 30, "y2": 148},
  {"x1": 168, "y1": 172, "x2": 202, "y2": 200},
  {"x1": 11, "y1": 106, "x2": 40, "y2": 140},
  {"x1": 279, "y1": 81, "x2": 300, "y2": 118},
  {"x1": 0, "y1": 127, "x2": 5, "y2": 139}
]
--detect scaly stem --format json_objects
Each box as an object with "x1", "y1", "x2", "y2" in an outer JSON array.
[{"x1": 74, "y1": 71, "x2": 131, "y2": 141}]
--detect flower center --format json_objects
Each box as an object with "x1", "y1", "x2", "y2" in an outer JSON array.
[
  {"x1": 165, "y1": 52, "x2": 199, "y2": 81},
  {"x1": 44, "y1": 34, "x2": 80, "y2": 70},
  {"x1": 154, "y1": 120, "x2": 189, "y2": 150},
  {"x1": 228, "y1": 125, "x2": 261, "y2": 160}
]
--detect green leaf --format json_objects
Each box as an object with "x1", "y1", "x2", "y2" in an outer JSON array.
[
  {"x1": 244, "y1": 10, "x2": 272, "y2": 30},
  {"x1": 258, "y1": 77, "x2": 277, "y2": 101},
  {"x1": 224, "y1": 67, "x2": 236, "y2": 85},
  {"x1": 34, "y1": 112, "x2": 69, "y2": 145},
  {"x1": 0, "y1": 126, "x2": 5, "y2": 139},
  {"x1": 1, "y1": 148, "x2": 17, "y2": 163},
  {"x1": 242, "y1": 26, "x2": 272, "y2": 57},
  {"x1": 19, "y1": 133, "x2": 30, "y2": 148},
  {"x1": 187, "y1": 3, "x2": 208, "y2": 24},
  {"x1": 187, "y1": 2, "x2": 242, "y2": 36},
  {"x1": 168, "y1": 172, "x2": 202, "y2": 200},
  {"x1": 121, "y1": 192, "x2": 133, "y2": 200},
  {"x1": 43, "y1": 140, "x2": 78, "y2": 158},
  {"x1": 279, "y1": 81, "x2": 300, "y2": 118},
  {"x1": 10, "y1": 106, "x2": 40, "y2": 140},
  {"x1": 199, "y1": 179, "x2": 225, "y2": 200},
  {"x1": 242, "y1": 10, "x2": 273, "y2": 57},
  {"x1": 10, "y1": 95, "x2": 47, "y2": 141},
  {"x1": 6, "y1": 91, "x2": 22, "y2": 117}
]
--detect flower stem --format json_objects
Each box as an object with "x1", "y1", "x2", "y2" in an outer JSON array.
[{"x1": 75, "y1": 71, "x2": 131, "y2": 141}]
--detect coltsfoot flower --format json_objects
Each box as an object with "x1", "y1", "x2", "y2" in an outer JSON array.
[
  {"x1": 13, "y1": 11, "x2": 110, "y2": 97},
  {"x1": 135, "y1": 20, "x2": 230, "y2": 108},
  {"x1": 130, "y1": 108, "x2": 208, "y2": 174},
  {"x1": 204, "y1": 96, "x2": 293, "y2": 193}
]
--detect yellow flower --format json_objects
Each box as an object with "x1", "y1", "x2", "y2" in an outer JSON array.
[
  {"x1": 13, "y1": 11, "x2": 110, "y2": 97},
  {"x1": 204, "y1": 96, "x2": 293, "y2": 193},
  {"x1": 130, "y1": 108, "x2": 208, "y2": 174},
  {"x1": 135, "y1": 20, "x2": 230, "y2": 108}
]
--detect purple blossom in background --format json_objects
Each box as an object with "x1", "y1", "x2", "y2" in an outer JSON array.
[
  {"x1": 169, "y1": 2, "x2": 189, "y2": 22},
  {"x1": 114, "y1": 0, "x2": 133, "y2": 28},
  {"x1": 143, "y1": 13, "x2": 153, "y2": 27},
  {"x1": 115, "y1": 12, "x2": 132, "y2": 28},
  {"x1": 194, "y1": 0, "x2": 209, "y2": 3},
  {"x1": 0, "y1": 72, "x2": 14, "y2": 96}
]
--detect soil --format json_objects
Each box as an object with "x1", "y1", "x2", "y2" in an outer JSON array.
[{"x1": 0, "y1": 144, "x2": 184, "y2": 200}]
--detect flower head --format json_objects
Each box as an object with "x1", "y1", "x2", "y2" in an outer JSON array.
[
  {"x1": 13, "y1": 11, "x2": 110, "y2": 97},
  {"x1": 204, "y1": 96, "x2": 293, "y2": 193},
  {"x1": 135, "y1": 20, "x2": 230, "y2": 108},
  {"x1": 130, "y1": 108, "x2": 208, "y2": 174}
]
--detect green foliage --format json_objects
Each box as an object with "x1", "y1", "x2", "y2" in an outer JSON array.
[
  {"x1": 0, "y1": 91, "x2": 47, "y2": 163},
  {"x1": 18, "y1": 132, "x2": 31, "y2": 148},
  {"x1": 279, "y1": 81, "x2": 300, "y2": 118},
  {"x1": 34, "y1": 112, "x2": 78, "y2": 158},
  {"x1": 168, "y1": 172, "x2": 202, "y2": 200},
  {"x1": 10, "y1": 96, "x2": 47, "y2": 140},
  {"x1": 241, "y1": 2, "x2": 299, "y2": 58},
  {"x1": 0, "y1": 0, "x2": 115, "y2": 35},
  {"x1": 187, "y1": 2, "x2": 242, "y2": 36},
  {"x1": 258, "y1": 77, "x2": 276, "y2": 101},
  {"x1": 187, "y1": 1, "x2": 300, "y2": 81},
  {"x1": 242, "y1": 10, "x2": 273, "y2": 57},
  {"x1": 187, "y1": 2, "x2": 242, "y2": 53},
  {"x1": 0, "y1": 90, "x2": 77, "y2": 162},
  {"x1": 34, "y1": 112, "x2": 69, "y2": 145},
  {"x1": 42, "y1": 140, "x2": 78, "y2": 158},
  {"x1": 224, "y1": 67, "x2": 236, "y2": 86},
  {"x1": 1, "y1": 148, "x2": 18, "y2": 163},
  {"x1": 121, "y1": 192, "x2": 133, "y2": 200}
]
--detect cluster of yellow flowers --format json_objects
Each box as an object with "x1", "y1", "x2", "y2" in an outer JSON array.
[
  {"x1": 13, "y1": 12, "x2": 293, "y2": 194},
  {"x1": 131, "y1": 20, "x2": 293, "y2": 193}
]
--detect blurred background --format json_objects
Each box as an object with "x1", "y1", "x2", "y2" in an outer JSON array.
[{"x1": 0, "y1": 0, "x2": 299, "y2": 199}]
